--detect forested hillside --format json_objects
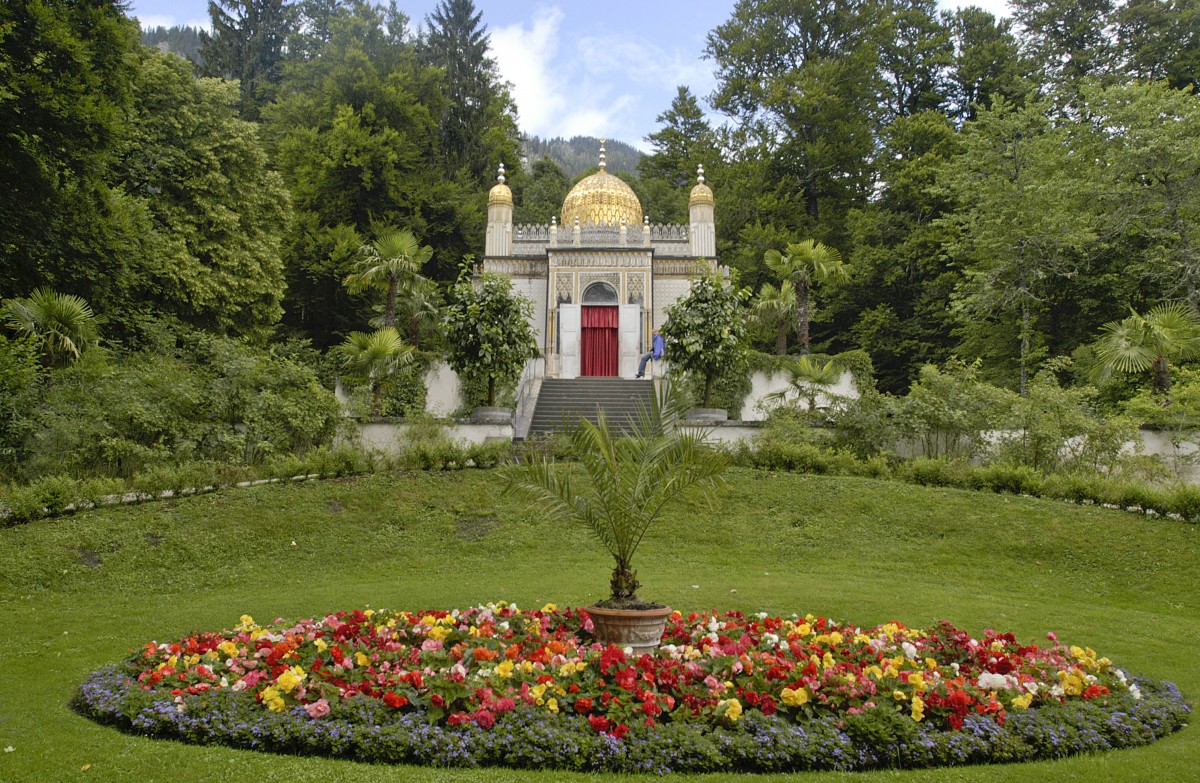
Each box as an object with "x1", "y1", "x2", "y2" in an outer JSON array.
[{"x1": 523, "y1": 135, "x2": 642, "y2": 178}]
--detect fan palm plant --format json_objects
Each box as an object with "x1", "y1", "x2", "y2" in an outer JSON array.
[
  {"x1": 501, "y1": 381, "x2": 728, "y2": 608},
  {"x1": 335, "y1": 327, "x2": 414, "y2": 415},
  {"x1": 1, "y1": 287, "x2": 98, "y2": 367},
  {"x1": 764, "y1": 355, "x2": 843, "y2": 413},
  {"x1": 754, "y1": 281, "x2": 798, "y2": 355},
  {"x1": 343, "y1": 228, "x2": 434, "y2": 329},
  {"x1": 1095, "y1": 302, "x2": 1200, "y2": 400},
  {"x1": 764, "y1": 240, "x2": 850, "y2": 355}
]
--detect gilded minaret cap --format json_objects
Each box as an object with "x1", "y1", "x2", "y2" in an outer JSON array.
[
  {"x1": 689, "y1": 164, "x2": 714, "y2": 206},
  {"x1": 488, "y1": 162, "x2": 513, "y2": 206}
]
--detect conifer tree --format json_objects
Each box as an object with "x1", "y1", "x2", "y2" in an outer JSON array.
[{"x1": 200, "y1": 0, "x2": 294, "y2": 120}]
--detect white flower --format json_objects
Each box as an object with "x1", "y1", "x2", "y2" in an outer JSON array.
[
  {"x1": 1051, "y1": 685, "x2": 1065, "y2": 698},
  {"x1": 1129, "y1": 683, "x2": 1143, "y2": 700},
  {"x1": 977, "y1": 672, "x2": 1016, "y2": 691},
  {"x1": 902, "y1": 642, "x2": 918, "y2": 660},
  {"x1": 707, "y1": 619, "x2": 721, "y2": 633}
]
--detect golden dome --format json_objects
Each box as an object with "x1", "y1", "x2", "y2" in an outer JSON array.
[
  {"x1": 488, "y1": 181, "x2": 513, "y2": 206},
  {"x1": 488, "y1": 163, "x2": 513, "y2": 206},
  {"x1": 561, "y1": 142, "x2": 643, "y2": 226}
]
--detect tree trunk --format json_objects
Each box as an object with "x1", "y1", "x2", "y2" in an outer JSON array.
[
  {"x1": 1019, "y1": 298, "x2": 1031, "y2": 397},
  {"x1": 385, "y1": 278, "x2": 399, "y2": 328},
  {"x1": 776, "y1": 320, "x2": 787, "y2": 355},
  {"x1": 371, "y1": 381, "x2": 383, "y2": 416},
  {"x1": 609, "y1": 561, "x2": 641, "y2": 603},
  {"x1": 703, "y1": 373, "x2": 714, "y2": 407},
  {"x1": 1153, "y1": 355, "x2": 1172, "y2": 401},
  {"x1": 487, "y1": 375, "x2": 496, "y2": 407},
  {"x1": 796, "y1": 280, "x2": 811, "y2": 356}
]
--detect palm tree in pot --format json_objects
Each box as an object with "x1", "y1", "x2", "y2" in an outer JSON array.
[{"x1": 501, "y1": 381, "x2": 728, "y2": 651}]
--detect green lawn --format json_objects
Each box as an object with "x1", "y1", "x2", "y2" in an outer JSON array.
[{"x1": 0, "y1": 468, "x2": 1195, "y2": 782}]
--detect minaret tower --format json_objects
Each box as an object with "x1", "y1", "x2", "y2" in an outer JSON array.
[
  {"x1": 485, "y1": 163, "x2": 513, "y2": 257},
  {"x1": 689, "y1": 164, "x2": 716, "y2": 257}
]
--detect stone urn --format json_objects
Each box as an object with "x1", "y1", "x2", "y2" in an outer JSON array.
[
  {"x1": 470, "y1": 406, "x2": 513, "y2": 424},
  {"x1": 686, "y1": 407, "x2": 728, "y2": 422},
  {"x1": 586, "y1": 605, "x2": 673, "y2": 655}
]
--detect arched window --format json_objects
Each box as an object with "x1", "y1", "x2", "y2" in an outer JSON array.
[{"x1": 582, "y1": 281, "x2": 618, "y2": 304}]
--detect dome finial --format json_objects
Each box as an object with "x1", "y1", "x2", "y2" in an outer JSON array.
[
  {"x1": 697, "y1": 164, "x2": 705, "y2": 184},
  {"x1": 599, "y1": 139, "x2": 607, "y2": 171},
  {"x1": 497, "y1": 163, "x2": 506, "y2": 184}
]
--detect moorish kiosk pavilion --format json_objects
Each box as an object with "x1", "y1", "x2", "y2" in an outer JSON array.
[{"x1": 481, "y1": 143, "x2": 724, "y2": 379}]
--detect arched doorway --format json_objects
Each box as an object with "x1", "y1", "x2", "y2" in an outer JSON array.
[{"x1": 581, "y1": 282, "x2": 619, "y2": 376}]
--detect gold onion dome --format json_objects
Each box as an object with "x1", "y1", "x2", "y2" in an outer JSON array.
[
  {"x1": 488, "y1": 163, "x2": 513, "y2": 206},
  {"x1": 689, "y1": 164, "x2": 714, "y2": 206},
  {"x1": 560, "y1": 141, "x2": 643, "y2": 226}
]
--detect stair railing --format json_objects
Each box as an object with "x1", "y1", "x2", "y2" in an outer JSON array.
[{"x1": 511, "y1": 357, "x2": 545, "y2": 439}]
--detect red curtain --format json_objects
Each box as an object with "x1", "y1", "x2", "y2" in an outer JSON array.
[{"x1": 581, "y1": 306, "x2": 618, "y2": 376}]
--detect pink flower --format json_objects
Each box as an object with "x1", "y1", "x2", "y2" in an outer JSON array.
[
  {"x1": 474, "y1": 709, "x2": 495, "y2": 729},
  {"x1": 304, "y1": 699, "x2": 330, "y2": 719},
  {"x1": 421, "y1": 639, "x2": 444, "y2": 652}
]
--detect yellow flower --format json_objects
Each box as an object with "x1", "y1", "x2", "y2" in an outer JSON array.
[
  {"x1": 796, "y1": 622, "x2": 812, "y2": 636},
  {"x1": 531, "y1": 683, "x2": 548, "y2": 704},
  {"x1": 260, "y1": 686, "x2": 285, "y2": 712},
  {"x1": 495, "y1": 660, "x2": 515, "y2": 679},
  {"x1": 314, "y1": 639, "x2": 327, "y2": 652},
  {"x1": 364, "y1": 609, "x2": 375, "y2": 619},
  {"x1": 911, "y1": 695, "x2": 925, "y2": 722},
  {"x1": 519, "y1": 661, "x2": 535, "y2": 675},
  {"x1": 355, "y1": 651, "x2": 371, "y2": 668},
  {"x1": 908, "y1": 673, "x2": 928, "y2": 692},
  {"x1": 541, "y1": 602, "x2": 557, "y2": 613},
  {"x1": 1011, "y1": 693, "x2": 1034, "y2": 710},
  {"x1": 829, "y1": 631, "x2": 843, "y2": 646},
  {"x1": 238, "y1": 615, "x2": 257, "y2": 632},
  {"x1": 546, "y1": 698, "x2": 559, "y2": 714},
  {"x1": 925, "y1": 658, "x2": 938, "y2": 670},
  {"x1": 893, "y1": 690, "x2": 907, "y2": 701},
  {"x1": 218, "y1": 641, "x2": 239, "y2": 658},
  {"x1": 864, "y1": 665, "x2": 883, "y2": 681},
  {"x1": 719, "y1": 698, "x2": 743, "y2": 721},
  {"x1": 277, "y1": 666, "x2": 306, "y2": 693},
  {"x1": 780, "y1": 687, "x2": 808, "y2": 707},
  {"x1": 1058, "y1": 669, "x2": 1086, "y2": 696},
  {"x1": 427, "y1": 625, "x2": 450, "y2": 641},
  {"x1": 822, "y1": 652, "x2": 835, "y2": 670},
  {"x1": 184, "y1": 654, "x2": 200, "y2": 667},
  {"x1": 205, "y1": 650, "x2": 219, "y2": 661}
]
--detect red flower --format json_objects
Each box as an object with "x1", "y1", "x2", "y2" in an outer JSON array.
[
  {"x1": 575, "y1": 697, "x2": 593, "y2": 714},
  {"x1": 431, "y1": 694, "x2": 445, "y2": 708},
  {"x1": 447, "y1": 712, "x2": 469, "y2": 726},
  {"x1": 612, "y1": 723, "x2": 630, "y2": 740},
  {"x1": 474, "y1": 709, "x2": 495, "y2": 729},
  {"x1": 382, "y1": 692, "x2": 408, "y2": 709},
  {"x1": 588, "y1": 715, "x2": 610, "y2": 733}
]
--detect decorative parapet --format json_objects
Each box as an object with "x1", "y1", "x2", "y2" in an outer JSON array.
[
  {"x1": 481, "y1": 259, "x2": 548, "y2": 277},
  {"x1": 507, "y1": 220, "x2": 693, "y2": 257},
  {"x1": 653, "y1": 259, "x2": 722, "y2": 277}
]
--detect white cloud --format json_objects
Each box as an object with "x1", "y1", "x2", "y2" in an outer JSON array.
[
  {"x1": 577, "y1": 36, "x2": 714, "y2": 94},
  {"x1": 491, "y1": 7, "x2": 570, "y2": 137},
  {"x1": 134, "y1": 13, "x2": 175, "y2": 29}
]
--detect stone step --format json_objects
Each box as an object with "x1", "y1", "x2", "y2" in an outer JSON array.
[{"x1": 527, "y1": 378, "x2": 655, "y2": 437}]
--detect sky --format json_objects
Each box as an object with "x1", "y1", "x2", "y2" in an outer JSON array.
[{"x1": 129, "y1": 1, "x2": 1012, "y2": 151}]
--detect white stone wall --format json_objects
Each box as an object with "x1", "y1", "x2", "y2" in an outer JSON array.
[
  {"x1": 423, "y1": 361, "x2": 463, "y2": 417},
  {"x1": 510, "y1": 277, "x2": 547, "y2": 356},
  {"x1": 355, "y1": 421, "x2": 513, "y2": 454},
  {"x1": 740, "y1": 369, "x2": 859, "y2": 421},
  {"x1": 652, "y1": 278, "x2": 692, "y2": 329}
]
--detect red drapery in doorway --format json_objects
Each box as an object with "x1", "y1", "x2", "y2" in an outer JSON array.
[{"x1": 581, "y1": 306, "x2": 618, "y2": 376}]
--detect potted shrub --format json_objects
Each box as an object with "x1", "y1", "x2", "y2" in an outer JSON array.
[
  {"x1": 443, "y1": 264, "x2": 538, "y2": 421},
  {"x1": 501, "y1": 381, "x2": 728, "y2": 652},
  {"x1": 659, "y1": 274, "x2": 749, "y2": 420}
]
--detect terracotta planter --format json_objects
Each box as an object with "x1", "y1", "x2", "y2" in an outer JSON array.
[{"x1": 586, "y1": 605, "x2": 673, "y2": 655}]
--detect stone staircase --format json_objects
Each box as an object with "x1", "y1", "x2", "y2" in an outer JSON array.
[{"x1": 525, "y1": 378, "x2": 655, "y2": 438}]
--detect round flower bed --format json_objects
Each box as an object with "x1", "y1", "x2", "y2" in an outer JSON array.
[{"x1": 74, "y1": 604, "x2": 1190, "y2": 774}]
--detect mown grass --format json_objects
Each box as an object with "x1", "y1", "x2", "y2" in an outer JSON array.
[{"x1": 0, "y1": 467, "x2": 1195, "y2": 782}]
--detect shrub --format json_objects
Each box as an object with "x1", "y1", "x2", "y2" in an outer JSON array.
[
  {"x1": 975, "y1": 463, "x2": 1046, "y2": 497},
  {"x1": 901, "y1": 458, "x2": 970, "y2": 488},
  {"x1": 1167, "y1": 483, "x2": 1200, "y2": 522}
]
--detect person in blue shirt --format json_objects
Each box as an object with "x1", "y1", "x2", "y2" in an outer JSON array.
[{"x1": 636, "y1": 329, "x2": 664, "y2": 378}]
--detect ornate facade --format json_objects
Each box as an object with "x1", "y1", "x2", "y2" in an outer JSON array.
[{"x1": 482, "y1": 143, "x2": 720, "y2": 378}]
